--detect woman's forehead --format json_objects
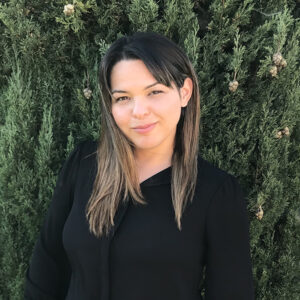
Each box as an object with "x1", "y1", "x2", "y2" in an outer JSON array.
[
  {"x1": 110, "y1": 60, "x2": 159, "y2": 90},
  {"x1": 111, "y1": 59, "x2": 152, "y2": 78}
]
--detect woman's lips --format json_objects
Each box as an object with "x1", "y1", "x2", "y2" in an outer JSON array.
[{"x1": 132, "y1": 122, "x2": 157, "y2": 133}]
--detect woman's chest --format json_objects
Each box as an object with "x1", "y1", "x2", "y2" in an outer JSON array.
[{"x1": 63, "y1": 181, "x2": 207, "y2": 273}]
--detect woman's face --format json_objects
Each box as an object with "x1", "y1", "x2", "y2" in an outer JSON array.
[{"x1": 110, "y1": 59, "x2": 192, "y2": 154}]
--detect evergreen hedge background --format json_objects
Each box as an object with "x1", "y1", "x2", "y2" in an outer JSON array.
[{"x1": 0, "y1": 0, "x2": 299, "y2": 299}]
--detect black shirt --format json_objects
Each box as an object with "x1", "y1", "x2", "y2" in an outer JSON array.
[{"x1": 24, "y1": 139, "x2": 255, "y2": 299}]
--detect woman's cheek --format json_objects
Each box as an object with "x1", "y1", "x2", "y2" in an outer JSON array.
[{"x1": 112, "y1": 106, "x2": 130, "y2": 131}]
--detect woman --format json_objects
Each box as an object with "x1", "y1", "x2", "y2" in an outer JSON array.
[{"x1": 25, "y1": 32, "x2": 255, "y2": 299}]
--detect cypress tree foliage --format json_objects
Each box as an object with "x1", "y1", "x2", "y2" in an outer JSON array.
[
  {"x1": 0, "y1": 0, "x2": 299, "y2": 299},
  {"x1": 197, "y1": 2, "x2": 300, "y2": 299}
]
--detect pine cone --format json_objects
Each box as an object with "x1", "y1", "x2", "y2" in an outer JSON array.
[
  {"x1": 282, "y1": 126, "x2": 290, "y2": 136},
  {"x1": 229, "y1": 80, "x2": 239, "y2": 92},
  {"x1": 270, "y1": 65, "x2": 278, "y2": 77},
  {"x1": 273, "y1": 52, "x2": 283, "y2": 66},
  {"x1": 83, "y1": 88, "x2": 92, "y2": 99},
  {"x1": 280, "y1": 58, "x2": 287, "y2": 68},
  {"x1": 64, "y1": 4, "x2": 75, "y2": 16},
  {"x1": 256, "y1": 205, "x2": 264, "y2": 220},
  {"x1": 275, "y1": 131, "x2": 283, "y2": 139}
]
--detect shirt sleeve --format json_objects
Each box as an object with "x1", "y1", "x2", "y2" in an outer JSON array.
[
  {"x1": 204, "y1": 174, "x2": 255, "y2": 300},
  {"x1": 24, "y1": 142, "x2": 83, "y2": 300}
]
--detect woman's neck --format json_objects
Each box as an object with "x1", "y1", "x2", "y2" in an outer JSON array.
[
  {"x1": 134, "y1": 149, "x2": 173, "y2": 183},
  {"x1": 135, "y1": 148, "x2": 172, "y2": 166}
]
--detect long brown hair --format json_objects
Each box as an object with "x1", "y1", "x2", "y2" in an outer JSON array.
[{"x1": 86, "y1": 32, "x2": 200, "y2": 238}]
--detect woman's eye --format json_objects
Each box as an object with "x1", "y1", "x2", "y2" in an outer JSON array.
[
  {"x1": 115, "y1": 91, "x2": 163, "y2": 102},
  {"x1": 116, "y1": 96, "x2": 129, "y2": 102},
  {"x1": 150, "y1": 90, "x2": 163, "y2": 95}
]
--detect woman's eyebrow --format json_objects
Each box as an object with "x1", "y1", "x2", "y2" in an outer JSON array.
[{"x1": 111, "y1": 82, "x2": 160, "y2": 94}]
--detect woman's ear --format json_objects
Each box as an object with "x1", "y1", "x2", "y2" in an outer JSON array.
[{"x1": 180, "y1": 77, "x2": 193, "y2": 107}]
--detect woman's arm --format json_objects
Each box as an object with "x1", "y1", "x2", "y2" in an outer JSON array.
[
  {"x1": 204, "y1": 174, "x2": 255, "y2": 300},
  {"x1": 24, "y1": 142, "x2": 83, "y2": 300}
]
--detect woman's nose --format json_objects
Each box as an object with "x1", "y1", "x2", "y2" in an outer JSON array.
[{"x1": 132, "y1": 97, "x2": 150, "y2": 119}]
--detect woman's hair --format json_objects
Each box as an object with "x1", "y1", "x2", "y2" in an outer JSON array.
[{"x1": 86, "y1": 31, "x2": 200, "y2": 238}]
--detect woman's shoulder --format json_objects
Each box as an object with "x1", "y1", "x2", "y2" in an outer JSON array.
[
  {"x1": 197, "y1": 154, "x2": 233, "y2": 179},
  {"x1": 196, "y1": 154, "x2": 239, "y2": 195},
  {"x1": 75, "y1": 139, "x2": 98, "y2": 160}
]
